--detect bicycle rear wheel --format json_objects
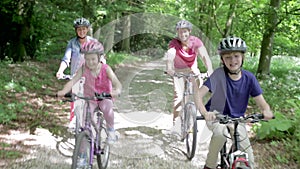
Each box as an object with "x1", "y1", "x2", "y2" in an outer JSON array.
[
  {"x1": 96, "y1": 127, "x2": 110, "y2": 169},
  {"x1": 184, "y1": 102, "x2": 197, "y2": 160},
  {"x1": 71, "y1": 131, "x2": 92, "y2": 169}
]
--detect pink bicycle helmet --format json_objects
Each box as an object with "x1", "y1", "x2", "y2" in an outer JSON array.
[{"x1": 81, "y1": 40, "x2": 104, "y2": 55}]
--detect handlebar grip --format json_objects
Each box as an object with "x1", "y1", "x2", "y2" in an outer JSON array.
[
  {"x1": 257, "y1": 114, "x2": 264, "y2": 119},
  {"x1": 95, "y1": 92, "x2": 112, "y2": 100},
  {"x1": 102, "y1": 92, "x2": 112, "y2": 98},
  {"x1": 64, "y1": 92, "x2": 72, "y2": 98}
]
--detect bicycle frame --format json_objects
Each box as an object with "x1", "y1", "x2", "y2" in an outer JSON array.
[
  {"x1": 66, "y1": 93, "x2": 111, "y2": 169},
  {"x1": 218, "y1": 114, "x2": 266, "y2": 169},
  {"x1": 173, "y1": 72, "x2": 202, "y2": 160},
  {"x1": 173, "y1": 73, "x2": 198, "y2": 133},
  {"x1": 221, "y1": 121, "x2": 250, "y2": 169},
  {"x1": 84, "y1": 99, "x2": 97, "y2": 166}
]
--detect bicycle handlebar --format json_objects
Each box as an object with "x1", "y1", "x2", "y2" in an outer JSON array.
[
  {"x1": 215, "y1": 114, "x2": 273, "y2": 124},
  {"x1": 164, "y1": 71, "x2": 208, "y2": 79},
  {"x1": 63, "y1": 92, "x2": 112, "y2": 102},
  {"x1": 57, "y1": 74, "x2": 72, "y2": 80}
]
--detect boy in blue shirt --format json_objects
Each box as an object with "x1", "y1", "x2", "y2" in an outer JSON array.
[{"x1": 198, "y1": 36, "x2": 274, "y2": 169}]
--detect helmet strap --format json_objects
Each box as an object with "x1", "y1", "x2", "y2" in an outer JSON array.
[
  {"x1": 228, "y1": 67, "x2": 241, "y2": 75},
  {"x1": 77, "y1": 35, "x2": 86, "y2": 39}
]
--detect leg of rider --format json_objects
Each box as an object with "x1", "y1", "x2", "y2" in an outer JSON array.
[
  {"x1": 88, "y1": 102, "x2": 98, "y2": 137},
  {"x1": 237, "y1": 123, "x2": 255, "y2": 169},
  {"x1": 193, "y1": 77, "x2": 202, "y2": 114},
  {"x1": 98, "y1": 99, "x2": 114, "y2": 130},
  {"x1": 205, "y1": 122, "x2": 228, "y2": 168},
  {"x1": 71, "y1": 78, "x2": 82, "y2": 122},
  {"x1": 70, "y1": 102, "x2": 75, "y2": 121},
  {"x1": 173, "y1": 76, "x2": 184, "y2": 123}
]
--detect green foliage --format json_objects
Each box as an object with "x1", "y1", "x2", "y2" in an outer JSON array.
[
  {"x1": 244, "y1": 56, "x2": 300, "y2": 164},
  {"x1": 256, "y1": 111, "x2": 293, "y2": 139},
  {"x1": 0, "y1": 142, "x2": 22, "y2": 159},
  {"x1": 106, "y1": 52, "x2": 140, "y2": 66}
]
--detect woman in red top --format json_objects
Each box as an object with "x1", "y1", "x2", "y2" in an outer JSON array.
[{"x1": 165, "y1": 20, "x2": 213, "y2": 123}]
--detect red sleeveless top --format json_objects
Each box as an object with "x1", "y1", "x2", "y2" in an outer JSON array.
[
  {"x1": 169, "y1": 36, "x2": 203, "y2": 69},
  {"x1": 83, "y1": 64, "x2": 112, "y2": 97}
]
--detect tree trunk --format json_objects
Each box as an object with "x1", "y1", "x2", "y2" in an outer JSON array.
[
  {"x1": 223, "y1": 2, "x2": 236, "y2": 37},
  {"x1": 256, "y1": 0, "x2": 281, "y2": 76},
  {"x1": 121, "y1": 15, "x2": 131, "y2": 52},
  {"x1": 103, "y1": 21, "x2": 116, "y2": 53},
  {"x1": 16, "y1": 24, "x2": 28, "y2": 62}
]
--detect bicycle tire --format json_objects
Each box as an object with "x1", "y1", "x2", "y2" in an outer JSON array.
[
  {"x1": 56, "y1": 137, "x2": 74, "y2": 157},
  {"x1": 71, "y1": 131, "x2": 92, "y2": 169},
  {"x1": 184, "y1": 102, "x2": 197, "y2": 160},
  {"x1": 96, "y1": 127, "x2": 110, "y2": 169}
]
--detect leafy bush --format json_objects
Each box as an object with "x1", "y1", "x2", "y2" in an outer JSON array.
[
  {"x1": 106, "y1": 52, "x2": 142, "y2": 67},
  {"x1": 245, "y1": 56, "x2": 300, "y2": 164}
]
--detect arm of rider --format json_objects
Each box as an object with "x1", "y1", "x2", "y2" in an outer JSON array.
[
  {"x1": 253, "y1": 94, "x2": 274, "y2": 120},
  {"x1": 165, "y1": 48, "x2": 176, "y2": 76},
  {"x1": 197, "y1": 85, "x2": 216, "y2": 121},
  {"x1": 56, "y1": 61, "x2": 68, "y2": 79},
  {"x1": 57, "y1": 45, "x2": 72, "y2": 78},
  {"x1": 197, "y1": 46, "x2": 213, "y2": 76},
  {"x1": 57, "y1": 66, "x2": 83, "y2": 97},
  {"x1": 106, "y1": 66, "x2": 122, "y2": 98}
]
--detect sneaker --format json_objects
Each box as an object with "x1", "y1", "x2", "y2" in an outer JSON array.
[
  {"x1": 107, "y1": 129, "x2": 119, "y2": 144},
  {"x1": 76, "y1": 153, "x2": 87, "y2": 168}
]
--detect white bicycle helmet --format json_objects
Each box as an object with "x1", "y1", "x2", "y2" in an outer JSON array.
[
  {"x1": 73, "y1": 17, "x2": 90, "y2": 28},
  {"x1": 175, "y1": 20, "x2": 193, "y2": 30},
  {"x1": 218, "y1": 36, "x2": 247, "y2": 54}
]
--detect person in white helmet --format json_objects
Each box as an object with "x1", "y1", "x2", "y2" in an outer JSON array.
[
  {"x1": 198, "y1": 36, "x2": 273, "y2": 169},
  {"x1": 165, "y1": 20, "x2": 213, "y2": 124}
]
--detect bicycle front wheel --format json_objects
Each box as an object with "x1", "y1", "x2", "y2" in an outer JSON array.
[
  {"x1": 96, "y1": 127, "x2": 110, "y2": 169},
  {"x1": 219, "y1": 143, "x2": 229, "y2": 169},
  {"x1": 184, "y1": 102, "x2": 197, "y2": 160},
  {"x1": 71, "y1": 131, "x2": 92, "y2": 169}
]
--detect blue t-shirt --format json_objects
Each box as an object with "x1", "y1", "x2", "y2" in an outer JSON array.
[{"x1": 204, "y1": 68, "x2": 263, "y2": 117}]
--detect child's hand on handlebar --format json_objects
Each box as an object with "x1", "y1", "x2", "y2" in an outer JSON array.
[
  {"x1": 262, "y1": 110, "x2": 274, "y2": 120},
  {"x1": 204, "y1": 111, "x2": 218, "y2": 121}
]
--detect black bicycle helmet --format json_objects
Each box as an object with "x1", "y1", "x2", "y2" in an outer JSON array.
[
  {"x1": 175, "y1": 20, "x2": 192, "y2": 30},
  {"x1": 218, "y1": 36, "x2": 247, "y2": 54},
  {"x1": 73, "y1": 17, "x2": 90, "y2": 28}
]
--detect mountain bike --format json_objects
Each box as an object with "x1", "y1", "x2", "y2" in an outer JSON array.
[
  {"x1": 216, "y1": 113, "x2": 270, "y2": 169},
  {"x1": 63, "y1": 92, "x2": 111, "y2": 169},
  {"x1": 172, "y1": 72, "x2": 207, "y2": 160}
]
